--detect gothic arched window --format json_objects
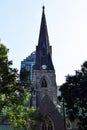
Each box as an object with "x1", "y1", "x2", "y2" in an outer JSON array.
[
  {"x1": 42, "y1": 78, "x2": 47, "y2": 88},
  {"x1": 48, "y1": 120, "x2": 53, "y2": 130},
  {"x1": 42, "y1": 123, "x2": 46, "y2": 130},
  {"x1": 41, "y1": 117, "x2": 54, "y2": 130}
]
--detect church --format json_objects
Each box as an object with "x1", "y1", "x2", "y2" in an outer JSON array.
[
  {"x1": 31, "y1": 6, "x2": 65, "y2": 130},
  {"x1": 20, "y1": 6, "x2": 78, "y2": 130}
]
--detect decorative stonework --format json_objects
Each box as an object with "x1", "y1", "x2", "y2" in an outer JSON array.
[
  {"x1": 35, "y1": 95, "x2": 65, "y2": 130},
  {"x1": 32, "y1": 70, "x2": 57, "y2": 107}
]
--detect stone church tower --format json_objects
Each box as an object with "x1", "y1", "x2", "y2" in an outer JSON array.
[{"x1": 32, "y1": 6, "x2": 64, "y2": 130}]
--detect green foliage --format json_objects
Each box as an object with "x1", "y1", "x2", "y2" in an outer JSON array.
[
  {"x1": 60, "y1": 61, "x2": 87, "y2": 130},
  {"x1": 0, "y1": 41, "x2": 35, "y2": 130},
  {"x1": 20, "y1": 68, "x2": 30, "y2": 81}
]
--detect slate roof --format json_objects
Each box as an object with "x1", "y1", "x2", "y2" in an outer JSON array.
[{"x1": 33, "y1": 6, "x2": 54, "y2": 70}]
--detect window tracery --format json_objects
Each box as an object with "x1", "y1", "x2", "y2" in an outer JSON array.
[{"x1": 41, "y1": 117, "x2": 54, "y2": 130}]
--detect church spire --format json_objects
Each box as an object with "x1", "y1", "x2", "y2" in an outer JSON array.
[
  {"x1": 38, "y1": 6, "x2": 49, "y2": 48},
  {"x1": 33, "y1": 6, "x2": 54, "y2": 70}
]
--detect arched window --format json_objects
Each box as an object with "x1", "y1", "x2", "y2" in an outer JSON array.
[
  {"x1": 42, "y1": 78, "x2": 47, "y2": 88},
  {"x1": 48, "y1": 120, "x2": 53, "y2": 130},
  {"x1": 41, "y1": 117, "x2": 54, "y2": 130},
  {"x1": 42, "y1": 123, "x2": 46, "y2": 130}
]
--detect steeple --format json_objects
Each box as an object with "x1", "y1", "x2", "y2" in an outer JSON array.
[
  {"x1": 33, "y1": 6, "x2": 54, "y2": 70},
  {"x1": 38, "y1": 6, "x2": 49, "y2": 48},
  {"x1": 32, "y1": 7, "x2": 65, "y2": 130}
]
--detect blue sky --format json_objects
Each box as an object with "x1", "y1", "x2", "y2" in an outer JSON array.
[{"x1": 0, "y1": 0, "x2": 87, "y2": 85}]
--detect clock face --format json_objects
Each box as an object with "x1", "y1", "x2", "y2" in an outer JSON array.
[{"x1": 41, "y1": 65, "x2": 47, "y2": 69}]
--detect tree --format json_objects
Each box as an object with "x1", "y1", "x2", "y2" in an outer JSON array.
[
  {"x1": 0, "y1": 41, "x2": 35, "y2": 129},
  {"x1": 20, "y1": 68, "x2": 30, "y2": 81},
  {"x1": 60, "y1": 61, "x2": 87, "y2": 130}
]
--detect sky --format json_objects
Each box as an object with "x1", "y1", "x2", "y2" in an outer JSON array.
[{"x1": 0, "y1": 0, "x2": 87, "y2": 85}]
